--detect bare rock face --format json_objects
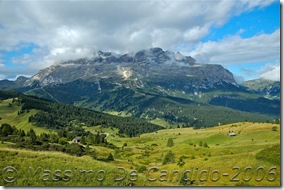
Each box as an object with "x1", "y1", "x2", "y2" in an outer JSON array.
[
  {"x1": 23, "y1": 47, "x2": 237, "y2": 92},
  {"x1": 0, "y1": 48, "x2": 279, "y2": 125}
]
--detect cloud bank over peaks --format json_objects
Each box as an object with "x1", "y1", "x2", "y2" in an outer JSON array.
[
  {"x1": 0, "y1": 0, "x2": 279, "y2": 80},
  {"x1": 188, "y1": 29, "x2": 279, "y2": 66}
]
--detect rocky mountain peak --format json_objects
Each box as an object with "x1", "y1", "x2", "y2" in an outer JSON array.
[
  {"x1": 1, "y1": 47, "x2": 279, "y2": 124},
  {"x1": 175, "y1": 51, "x2": 184, "y2": 61},
  {"x1": 20, "y1": 47, "x2": 238, "y2": 90},
  {"x1": 16, "y1": 76, "x2": 29, "y2": 83}
]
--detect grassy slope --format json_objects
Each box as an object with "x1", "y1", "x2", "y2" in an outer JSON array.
[
  {"x1": 0, "y1": 96, "x2": 280, "y2": 186},
  {"x1": 0, "y1": 119, "x2": 280, "y2": 186},
  {"x1": 0, "y1": 99, "x2": 51, "y2": 134},
  {"x1": 243, "y1": 79, "x2": 277, "y2": 91},
  {"x1": 116, "y1": 122, "x2": 280, "y2": 186},
  {"x1": 0, "y1": 145, "x2": 166, "y2": 186}
]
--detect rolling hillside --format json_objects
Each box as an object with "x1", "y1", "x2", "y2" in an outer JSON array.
[
  {"x1": 0, "y1": 90, "x2": 162, "y2": 137},
  {"x1": 0, "y1": 90, "x2": 280, "y2": 186},
  {"x1": 0, "y1": 90, "x2": 278, "y2": 130},
  {"x1": 0, "y1": 121, "x2": 280, "y2": 186}
]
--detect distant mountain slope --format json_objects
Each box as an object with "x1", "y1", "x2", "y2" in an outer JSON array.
[
  {"x1": 0, "y1": 48, "x2": 280, "y2": 125},
  {"x1": 243, "y1": 78, "x2": 280, "y2": 99},
  {"x1": 0, "y1": 76, "x2": 29, "y2": 90},
  {"x1": 20, "y1": 82, "x2": 278, "y2": 128}
]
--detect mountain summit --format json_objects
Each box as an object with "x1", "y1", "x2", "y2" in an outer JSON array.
[
  {"x1": 0, "y1": 48, "x2": 279, "y2": 127},
  {"x1": 24, "y1": 47, "x2": 237, "y2": 90}
]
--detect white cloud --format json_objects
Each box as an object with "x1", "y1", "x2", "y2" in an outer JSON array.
[
  {"x1": 188, "y1": 29, "x2": 280, "y2": 65},
  {"x1": 240, "y1": 0, "x2": 277, "y2": 10},
  {"x1": 0, "y1": 54, "x2": 4, "y2": 66},
  {"x1": 183, "y1": 26, "x2": 210, "y2": 42},
  {"x1": 0, "y1": 0, "x2": 279, "y2": 79},
  {"x1": 151, "y1": 28, "x2": 182, "y2": 49},
  {"x1": 259, "y1": 63, "x2": 280, "y2": 81},
  {"x1": 0, "y1": 74, "x2": 5, "y2": 80},
  {"x1": 233, "y1": 75, "x2": 245, "y2": 84},
  {"x1": 239, "y1": 61, "x2": 280, "y2": 81}
]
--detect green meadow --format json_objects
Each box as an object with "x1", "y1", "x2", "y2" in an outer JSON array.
[
  {"x1": 0, "y1": 98, "x2": 280, "y2": 186},
  {"x1": 0, "y1": 99, "x2": 52, "y2": 135}
]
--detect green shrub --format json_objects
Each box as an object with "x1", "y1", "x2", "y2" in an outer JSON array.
[
  {"x1": 107, "y1": 153, "x2": 114, "y2": 161},
  {"x1": 177, "y1": 156, "x2": 185, "y2": 167},
  {"x1": 64, "y1": 143, "x2": 85, "y2": 156},
  {"x1": 137, "y1": 165, "x2": 147, "y2": 173},
  {"x1": 167, "y1": 138, "x2": 174, "y2": 147},
  {"x1": 162, "y1": 150, "x2": 175, "y2": 165},
  {"x1": 204, "y1": 142, "x2": 209, "y2": 148}
]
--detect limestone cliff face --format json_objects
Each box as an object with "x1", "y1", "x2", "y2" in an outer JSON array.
[{"x1": 23, "y1": 47, "x2": 237, "y2": 92}]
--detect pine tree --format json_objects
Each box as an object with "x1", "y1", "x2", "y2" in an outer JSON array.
[
  {"x1": 80, "y1": 136, "x2": 86, "y2": 145},
  {"x1": 177, "y1": 156, "x2": 185, "y2": 167},
  {"x1": 204, "y1": 142, "x2": 209, "y2": 148},
  {"x1": 95, "y1": 132, "x2": 100, "y2": 144},
  {"x1": 29, "y1": 129, "x2": 37, "y2": 144},
  {"x1": 163, "y1": 150, "x2": 175, "y2": 165},
  {"x1": 167, "y1": 138, "x2": 174, "y2": 147},
  {"x1": 87, "y1": 133, "x2": 95, "y2": 145},
  {"x1": 107, "y1": 153, "x2": 114, "y2": 161},
  {"x1": 20, "y1": 130, "x2": 26, "y2": 137},
  {"x1": 0, "y1": 123, "x2": 14, "y2": 136}
]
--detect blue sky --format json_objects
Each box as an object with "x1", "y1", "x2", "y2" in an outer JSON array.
[
  {"x1": 201, "y1": 2, "x2": 280, "y2": 81},
  {"x1": 0, "y1": 0, "x2": 280, "y2": 82},
  {"x1": 202, "y1": 2, "x2": 280, "y2": 41},
  {"x1": 3, "y1": 43, "x2": 38, "y2": 67}
]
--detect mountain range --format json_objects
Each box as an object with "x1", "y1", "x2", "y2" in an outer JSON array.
[{"x1": 0, "y1": 47, "x2": 280, "y2": 128}]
